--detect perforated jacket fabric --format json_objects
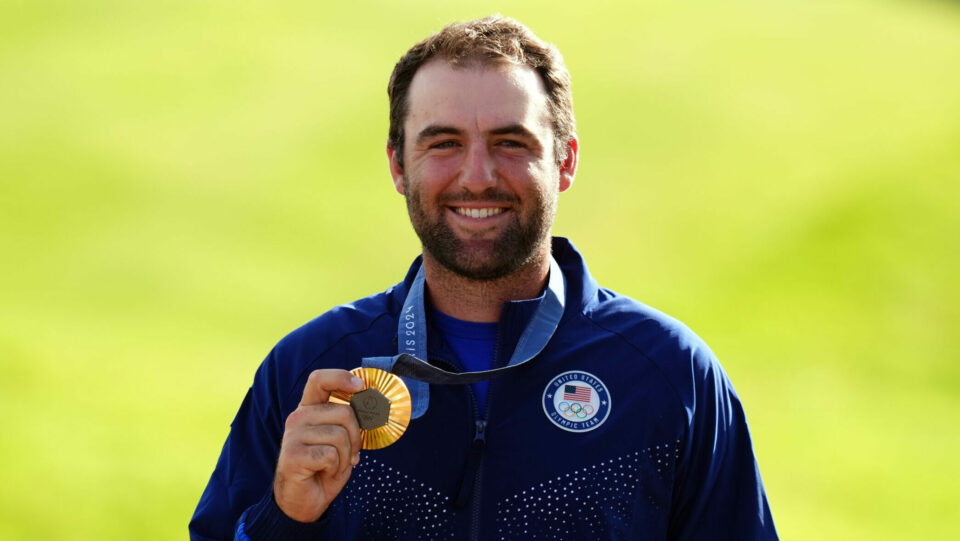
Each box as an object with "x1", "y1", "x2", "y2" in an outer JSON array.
[{"x1": 190, "y1": 237, "x2": 778, "y2": 541}]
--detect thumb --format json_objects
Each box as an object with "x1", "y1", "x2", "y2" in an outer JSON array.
[{"x1": 299, "y1": 369, "x2": 365, "y2": 406}]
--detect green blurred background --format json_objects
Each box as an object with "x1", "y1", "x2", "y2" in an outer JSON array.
[{"x1": 1, "y1": 0, "x2": 958, "y2": 539}]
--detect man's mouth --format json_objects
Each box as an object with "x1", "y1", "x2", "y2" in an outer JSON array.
[{"x1": 452, "y1": 207, "x2": 507, "y2": 219}]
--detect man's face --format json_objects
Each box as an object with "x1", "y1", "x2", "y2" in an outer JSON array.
[{"x1": 388, "y1": 60, "x2": 577, "y2": 281}]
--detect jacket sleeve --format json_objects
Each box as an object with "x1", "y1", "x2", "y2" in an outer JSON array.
[
  {"x1": 188, "y1": 349, "x2": 337, "y2": 540},
  {"x1": 667, "y1": 347, "x2": 778, "y2": 541}
]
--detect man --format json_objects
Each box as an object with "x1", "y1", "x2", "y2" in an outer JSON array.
[{"x1": 191, "y1": 16, "x2": 778, "y2": 541}]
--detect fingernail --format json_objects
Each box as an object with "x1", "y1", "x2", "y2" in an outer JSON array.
[
  {"x1": 351, "y1": 376, "x2": 364, "y2": 388},
  {"x1": 352, "y1": 453, "x2": 360, "y2": 465}
]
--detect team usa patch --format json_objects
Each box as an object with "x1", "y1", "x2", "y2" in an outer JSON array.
[{"x1": 542, "y1": 370, "x2": 611, "y2": 432}]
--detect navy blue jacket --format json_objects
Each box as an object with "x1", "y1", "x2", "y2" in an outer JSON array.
[{"x1": 190, "y1": 238, "x2": 777, "y2": 540}]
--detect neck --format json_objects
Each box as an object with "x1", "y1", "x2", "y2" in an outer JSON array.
[{"x1": 422, "y1": 247, "x2": 551, "y2": 323}]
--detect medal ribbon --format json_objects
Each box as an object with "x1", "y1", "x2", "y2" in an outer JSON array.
[{"x1": 362, "y1": 256, "x2": 566, "y2": 419}]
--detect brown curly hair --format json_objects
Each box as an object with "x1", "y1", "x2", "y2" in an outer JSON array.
[{"x1": 387, "y1": 16, "x2": 575, "y2": 170}]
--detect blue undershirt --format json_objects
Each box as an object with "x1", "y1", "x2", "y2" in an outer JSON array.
[{"x1": 429, "y1": 307, "x2": 497, "y2": 415}]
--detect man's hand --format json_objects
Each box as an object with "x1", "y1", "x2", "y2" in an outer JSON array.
[{"x1": 274, "y1": 369, "x2": 365, "y2": 523}]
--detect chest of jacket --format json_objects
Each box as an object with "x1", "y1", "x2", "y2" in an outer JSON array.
[{"x1": 329, "y1": 333, "x2": 686, "y2": 540}]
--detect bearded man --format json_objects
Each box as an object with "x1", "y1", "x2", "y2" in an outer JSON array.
[{"x1": 190, "y1": 16, "x2": 778, "y2": 541}]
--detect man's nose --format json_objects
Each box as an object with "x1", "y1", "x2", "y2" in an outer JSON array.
[{"x1": 458, "y1": 143, "x2": 497, "y2": 192}]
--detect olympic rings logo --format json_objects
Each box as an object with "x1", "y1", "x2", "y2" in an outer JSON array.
[{"x1": 557, "y1": 401, "x2": 595, "y2": 419}]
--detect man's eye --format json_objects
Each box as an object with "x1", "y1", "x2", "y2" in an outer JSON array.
[
  {"x1": 498, "y1": 140, "x2": 526, "y2": 149},
  {"x1": 431, "y1": 141, "x2": 458, "y2": 149}
]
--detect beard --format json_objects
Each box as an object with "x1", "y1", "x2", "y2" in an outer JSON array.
[{"x1": 403, "y1": 176, "x2": 555, "y2": 281}]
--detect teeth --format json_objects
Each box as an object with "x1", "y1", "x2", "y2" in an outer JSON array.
[{"x1": 455, "y1": 207, "x2": 505, "y2": 218}]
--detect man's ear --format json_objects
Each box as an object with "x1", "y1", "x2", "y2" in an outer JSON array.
[
  {"x1": 387, "y1": 142, "x2": 405, "y2": 195},
  {"x1": 558, "y1": 135, "x2": 579, "y2": 193}
]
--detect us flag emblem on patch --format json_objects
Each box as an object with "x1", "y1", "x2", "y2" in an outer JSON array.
[
  {"x1": 563, "y1": 385, "x2": 592, "y2": 402},
  {"x1": 543, "y1": 371, "x2": 611, "y2": 433}
]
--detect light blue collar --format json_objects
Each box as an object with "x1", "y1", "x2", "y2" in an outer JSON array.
[{"x1": 363, "y1": 256, "x2": 566, "y2": 418}]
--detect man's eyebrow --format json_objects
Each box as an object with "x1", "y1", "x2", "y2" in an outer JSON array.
[
  {"x1": 416, "y1": 125, "x2": 463, "y2": 143},
  {"x1": 489, "y1": 124, "x2": 537, "y2": 138}
]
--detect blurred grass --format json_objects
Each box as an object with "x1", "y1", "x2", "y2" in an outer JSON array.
[{"x1": 1, "y1": 0, "x2": 958, "y2": 539}]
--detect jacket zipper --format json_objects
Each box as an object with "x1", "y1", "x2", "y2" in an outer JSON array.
[
  {"x1": 443, "y1": 362, "x2": 487, "y2": 540},
  {"x1": 467, "y1": 323, "x2": 504, "y2": 540},
  {"x1": 468, "y1": 419, "x2": 486, "y2": 541},
  {"x1": 434, "y1": 332, "x2": 499, "y2": 540}
]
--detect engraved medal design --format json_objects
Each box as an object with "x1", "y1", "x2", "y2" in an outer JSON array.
[{"x1": 330, "y1": 367, "x2": 412, "y2": 450}]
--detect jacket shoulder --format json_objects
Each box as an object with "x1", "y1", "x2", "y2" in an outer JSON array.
[
  {"x1": 278, "y1": 287, "x2": 399, "y2": 355},
  {"x1": 257, "y1": 286, "x2": 402, "y2": 412},
  {"x1": 583, "y1": 287, "x2": 722, "y2": 411}
]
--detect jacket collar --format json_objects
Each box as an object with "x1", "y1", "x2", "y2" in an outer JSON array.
[{"x1": 391, "y1": 236, "x2": 598, "y2": 352}]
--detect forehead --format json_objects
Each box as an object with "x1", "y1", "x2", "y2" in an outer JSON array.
[{"x1": 404, "y1": 59, "x2": 552, "y2": 135}]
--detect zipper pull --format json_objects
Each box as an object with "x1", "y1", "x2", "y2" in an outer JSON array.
[
  {"x1": 474, "y1": 420, "x2": 487, "y2": 444},
  {"x1": 454, "y1": 420, "x2": 487, "y2": 508}
]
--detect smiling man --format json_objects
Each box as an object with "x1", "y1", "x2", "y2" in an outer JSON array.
[
  {"x1": 191, "y1": 16, "x2": 777, "y2": 541},
  {"x1": 392, "y1": 57, "x2": 574, "y2": 321}
]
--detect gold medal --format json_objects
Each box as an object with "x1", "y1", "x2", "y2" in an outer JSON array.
[{"x1": 330, "y1": 367, "x2": 412, "y2": 450}]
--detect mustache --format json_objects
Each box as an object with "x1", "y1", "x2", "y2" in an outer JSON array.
[{"x1": 437, "y1": 189, "x2": 520, "y2": 204}]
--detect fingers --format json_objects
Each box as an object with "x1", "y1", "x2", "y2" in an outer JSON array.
[
  {"x1": 284, "y1": 402, "x2": 362, "y2": 475},
  {"x1": 273, "y1": 370, "x2": 366, "y2": 523},
  {"x1": 295, "y1": 418, "x2": 361, "y2": 474},
  {"x1": 279, "y1": 437, "x2": 349, "y2": 480},
  {"x1": 299, "y1": 369, "x2": 365, "y2": 407}
]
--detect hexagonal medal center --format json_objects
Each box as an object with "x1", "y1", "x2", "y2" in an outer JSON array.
[{"x1": 350, "y1": 388, "x2": 391, "y2": 430}]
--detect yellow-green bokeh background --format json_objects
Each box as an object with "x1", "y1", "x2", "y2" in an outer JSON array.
[{"x1": 1, "y1": 0, "x2": 958, "y2": 539}]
